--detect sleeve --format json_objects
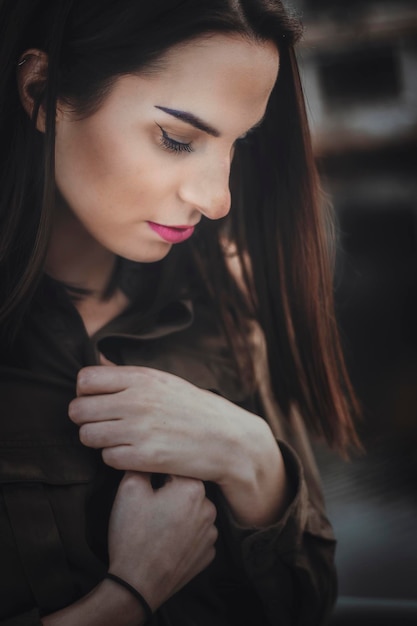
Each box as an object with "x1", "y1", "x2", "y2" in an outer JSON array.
[
  {"x1": 237, "y1": 439, "x2": 337, "y2": 626},
  {"x1": 227, "y1": 322, "x2": 338, "y2": 625},
  {"x1": 0, "y1": 611, "x2": 42, "y2": 626}
]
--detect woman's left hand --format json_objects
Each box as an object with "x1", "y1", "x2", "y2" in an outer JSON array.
[{"x1": 68, "y1": 365, "x2": 290, "y2": 526}]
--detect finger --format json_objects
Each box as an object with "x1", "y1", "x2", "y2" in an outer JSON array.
[
  {"x1": 102, "y1": 444, "x2": 172, "y2": 474},
  {"x1": 102, "y1": 445, "x2": 137, "y2": 471},
  {"x1": 76, "y1": 365, "x2": 127, "y2": 396},
  {"x1": 76, "y1": 365, "x2": 171, "y2": 396},
  {"x1": 102, "y1": 443, "x2": 169, "y2": 474},
  {"x1": 68, "y1": 394, "x2": 126, "y2": 424},
  {"x1": 79, "y1": 421, "x2": 129, "y2": 449},
  {"x1": 119, "y1": 470, "x2": 155, "y2": 496}
]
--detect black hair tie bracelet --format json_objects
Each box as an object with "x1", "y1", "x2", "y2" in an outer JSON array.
[{"x1": 106, "y1": 572, "x2": 153, "y2": 622}]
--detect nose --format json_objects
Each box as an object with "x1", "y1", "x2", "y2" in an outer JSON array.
[{"x1": 178, "y1": 156, "x2": 231, "y2": 221}]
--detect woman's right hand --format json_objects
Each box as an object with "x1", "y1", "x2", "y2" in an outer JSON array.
[
  {"x1": 108, "y1": 471, "x2": 218, "y2": 611},
  {"x1": 42, "y1": 472, "x2": 217, "y2": 625}
]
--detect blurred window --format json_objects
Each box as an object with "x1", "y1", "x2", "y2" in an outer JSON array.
[{"x1": 318, "y1": 44, "x2": 402, "y2": 108}]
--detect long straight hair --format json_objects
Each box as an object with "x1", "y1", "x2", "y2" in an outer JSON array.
[{"x1": 0, "y1": 0, "x2": 359, "y2": 451}]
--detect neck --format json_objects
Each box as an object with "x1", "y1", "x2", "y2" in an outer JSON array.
[{"x1": 45, "y1": 202, "x2": 116, "y2": 299}]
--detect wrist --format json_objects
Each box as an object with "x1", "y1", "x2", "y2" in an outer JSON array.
[
  {"x1": 106, "y1": 573, "x2": 153, "y2": 622},
  {"x1": 219, "y1": 416, "x2": 290, "y2": 527}
]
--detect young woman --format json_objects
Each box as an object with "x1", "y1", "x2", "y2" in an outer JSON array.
[{"x1": 0, "y1": 0, "x2": 359, "y2": 624}]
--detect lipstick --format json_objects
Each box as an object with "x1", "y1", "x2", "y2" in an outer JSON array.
[{"x1": 148, "y1": 221, "x2": 195, "y2": 244}]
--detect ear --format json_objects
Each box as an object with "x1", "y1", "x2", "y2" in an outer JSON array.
[{"x1": 17, "y1": 49, "x2": 49, "y2": 133}]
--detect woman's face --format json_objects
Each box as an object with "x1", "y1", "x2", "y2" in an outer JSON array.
[{"x1": 54, "y1": 34, "x2": 279, "y2": 263}]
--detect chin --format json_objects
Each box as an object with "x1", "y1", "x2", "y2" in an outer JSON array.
[{"x1": 118, "y1": 242, "x2": 173, "y2": 264}]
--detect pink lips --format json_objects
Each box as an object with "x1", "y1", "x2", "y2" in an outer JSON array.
[{"x1": 148, "y1": 221, "x2": 195, "y2": 243}]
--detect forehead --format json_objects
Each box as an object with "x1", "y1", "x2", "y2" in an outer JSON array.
[
  {"x1": 139, "y1": 33, "x2": 280, "y2": 128},
  {"x1": 69, "y1": 33, "x2": 280, "y2": 138},
  {"x1": 155, "y1": 32, "x2": 279, "y2": 93}
]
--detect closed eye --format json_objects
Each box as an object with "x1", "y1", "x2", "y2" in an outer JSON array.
[{"x1": 156, "y1": 124, "x2": 193, "y2": 154}]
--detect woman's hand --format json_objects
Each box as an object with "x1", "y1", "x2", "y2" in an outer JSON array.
[
  {"x1": 42, "y1": 472, "x2": 217, "y2": 625},
  {"x1": 108, "y1": 472, "x2": 218, "y2": 610},
  {"x1": 69, "y1": 365, "x2": 290, "y2": 526}
]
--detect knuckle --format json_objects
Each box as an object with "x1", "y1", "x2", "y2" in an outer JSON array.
[
  {"x1": 102, "y1": 447, "x2": 127, "y2": 470},
  {"x1": 78, "y1": 366, "x2": 107, "y2": 395},
  {"x1": 120, "y1": 470, "x2": 139, "y2": 487},
  {"x1": 140, "y1": 440, "x2": 163, "y2": 468},
  {"x1": 68, "y1": 398, "x2": 81, "y2": 422},
  {"x1": 209, "y1": 524, "x2": 219, "y2": 545},
  {"x1": 77, "y1": 366, "x2": 95, "y2": 390},
  {"x1": 69, "y1": 397, "x2": 96, "y2": 424},
  {"x1": 79, "y1": 423, "x2": 92, "y2": 445},
  {"x1": 186, "y1": 479, "x2": 205, "y2": 500},
  {"x1": 205, "y1": 500, "x2": 217, "y2": 525}
]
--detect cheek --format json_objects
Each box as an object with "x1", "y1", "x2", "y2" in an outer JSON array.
[
  {"x1": 55, "y1": 121, "x2": 126, "y2": 203},
  {"x1": 56, "y1": 145, "x2": 136, "y2": 240},
  {"x1": 55, "y1": 104, "x2": 187, "y2": 221},
  {"x1": 54, "y1": 119, "x2": 173, "y2": 235}
]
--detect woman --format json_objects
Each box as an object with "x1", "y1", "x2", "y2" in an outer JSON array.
[{"x1": 0, "y1": 0, "x2": 359, "y2": 624}]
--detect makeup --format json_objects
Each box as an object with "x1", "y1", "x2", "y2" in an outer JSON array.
[{"x1": 148, "y1": 221, "x2": 195, "y2": 243}]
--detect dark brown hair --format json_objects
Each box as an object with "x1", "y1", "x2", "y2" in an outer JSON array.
[{"x1": 0, "y1": 0, "x2": 359, "y2": 451}]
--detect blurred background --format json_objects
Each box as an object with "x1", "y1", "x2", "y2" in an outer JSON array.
[{"x1": 287, "y1": 0, "x2": 417, "y2": 616}]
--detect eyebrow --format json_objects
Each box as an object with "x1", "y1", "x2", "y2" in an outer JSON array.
[{"x1": 155, "y1": 105, "x2": 220, "y2": 137}]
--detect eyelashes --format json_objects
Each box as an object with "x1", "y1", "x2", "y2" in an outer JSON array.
[
  {"x1": 155, "y1": 123, "x2": 255, "y2": 156},
  {"x1": 156, "y1": 124, "x2": 193, "y2": 154}
]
